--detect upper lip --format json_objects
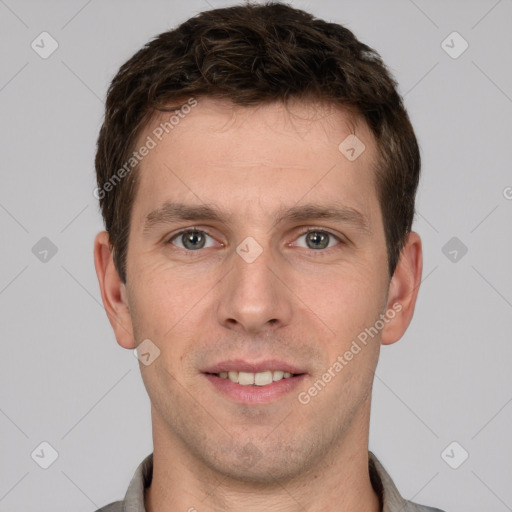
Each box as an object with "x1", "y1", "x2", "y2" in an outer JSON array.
[{"x1": 202, "y1": 359, "x2": 306, "y2": 374}]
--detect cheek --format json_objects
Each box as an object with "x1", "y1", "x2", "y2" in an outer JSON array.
[
  {"x1": 295, "y1": 259, "x2": 385, "y2": 339},
  {"x1": 127, "y1": 264, "x2": 190, "y2": 341},
  {"x1": 127, "y1": 261, "x2": 217, "y2": 373}
]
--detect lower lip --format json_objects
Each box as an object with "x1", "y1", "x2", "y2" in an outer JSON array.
[{"x1": 203, "y1": 373, "x2": 307, "y2": 404}]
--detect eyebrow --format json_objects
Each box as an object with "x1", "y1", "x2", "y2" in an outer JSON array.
[{"x1": 142, "y1": 201, "x2": 370, "y2": 235}]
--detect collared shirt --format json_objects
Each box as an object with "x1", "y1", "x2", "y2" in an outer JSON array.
[{"x1": 96, "y1": 452, "x2": 445, "y2": 512}]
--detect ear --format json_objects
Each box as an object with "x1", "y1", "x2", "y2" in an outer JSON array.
[
  {"x1": 93, "y1": 231, "x2": 136, "y2": 349},
  {"x1": 381, "y1": 231, "x2": 423, "y2": 346}
]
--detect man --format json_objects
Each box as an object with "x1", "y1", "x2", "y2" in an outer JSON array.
[{"x1": 93, "y1": 2, "x2": 444, "y2": 511}]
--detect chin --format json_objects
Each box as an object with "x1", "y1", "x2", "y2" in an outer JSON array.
[{"x1": 200, "y1": 438, "x2": 321, "y2": 485}]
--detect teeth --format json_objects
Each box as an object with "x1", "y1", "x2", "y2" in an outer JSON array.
[
  {"x1": 254, "y1": 371, "x2": 272, "y2": 386},
  {"x1": 218, "y1": 370, "x2": 295, "y2": 386},
  {"x1": 238, "y1": 371, "x2": 254, "y2": 385},
  {"x1": 273, "y1": 370, "x2": 284, "y2": 381}
]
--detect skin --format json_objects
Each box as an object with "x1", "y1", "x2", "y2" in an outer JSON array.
[{"x1": 94, "y1": 97, "x2": 422, "y2": 512}]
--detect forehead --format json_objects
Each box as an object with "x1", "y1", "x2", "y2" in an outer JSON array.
[
  {"x1": 131, "y1": 97, "x2": 380, "y2": 227},
  {"x1": 141, "y1": 97, "x2": 369, "y2": 162}
]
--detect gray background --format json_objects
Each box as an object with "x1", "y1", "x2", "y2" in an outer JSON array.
[{"x1": 0, "y1": 0, "x2": 511, "y2": 510}]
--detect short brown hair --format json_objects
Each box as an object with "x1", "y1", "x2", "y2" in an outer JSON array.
[{"x1": 95, "y1": 1, "x2": 420, "y2": 283}]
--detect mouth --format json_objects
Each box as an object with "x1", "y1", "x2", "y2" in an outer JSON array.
[
  {"x1": 202, "y1": 360, "x2": 307, "y2": 404},
  {"x1": 208, "y1": 370, "x2": 300, "y2": 386}
]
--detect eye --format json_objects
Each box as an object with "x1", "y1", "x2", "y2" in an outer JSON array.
[
  {"x1": 293, "y1": 229, "x2": 341, "y2": 250},
  {"x1": 168, "y1": 229, "x2": 217, "y2": 251}
]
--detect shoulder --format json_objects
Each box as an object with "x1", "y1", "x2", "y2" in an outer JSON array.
[
  {"x1": 93, "y1": 501, "x2": 123, "y2": 512},
  {"x1": 403, "y1": 501, "x2": 446, "y2": 512},
  {"x1": 368, "y1": 451, "x2": 446, "y2": 512}
]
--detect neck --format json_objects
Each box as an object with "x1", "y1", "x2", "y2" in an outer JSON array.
[{"x1": 145, "y1": 400, "x2": 380, "y2": 512}]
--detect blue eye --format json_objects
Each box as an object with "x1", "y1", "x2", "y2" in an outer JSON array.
[
  {"x1": 169, "y1": 230, "x2": 216, "y2": 250},
  {"x1": 294, "y1": 230, "x2": 341, "y2": 250},
  {"x1": 166, "y1": 228, "x2": 342, "y2": 253}
]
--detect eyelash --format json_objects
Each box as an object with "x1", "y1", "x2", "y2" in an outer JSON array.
[{"x1": 166, "y1": 227, "x2": 344, "y2": 255}]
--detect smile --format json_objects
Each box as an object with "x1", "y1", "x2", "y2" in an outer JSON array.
[
  {"x1": 202, "y1": 360, "x2": 307, "y2": 404},
  {"x1": 214, "y1": 370, "x2": 295, "y2": 386}
]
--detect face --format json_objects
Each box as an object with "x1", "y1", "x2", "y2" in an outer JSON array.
[{"x1": 105, "y1": 98, "x2": 400, "y2": 482}]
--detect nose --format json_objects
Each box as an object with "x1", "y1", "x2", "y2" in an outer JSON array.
[{"x1": 216, "y1": 242, "x2": 293, "y2": 335}]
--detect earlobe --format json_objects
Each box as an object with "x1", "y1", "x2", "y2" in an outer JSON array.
[
  {"x1": 381, "y1": 231, "x2": 423, "y2": 346},
  {"x1": 93, "y1": 231, "x2": 136, "y2": 349}
]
